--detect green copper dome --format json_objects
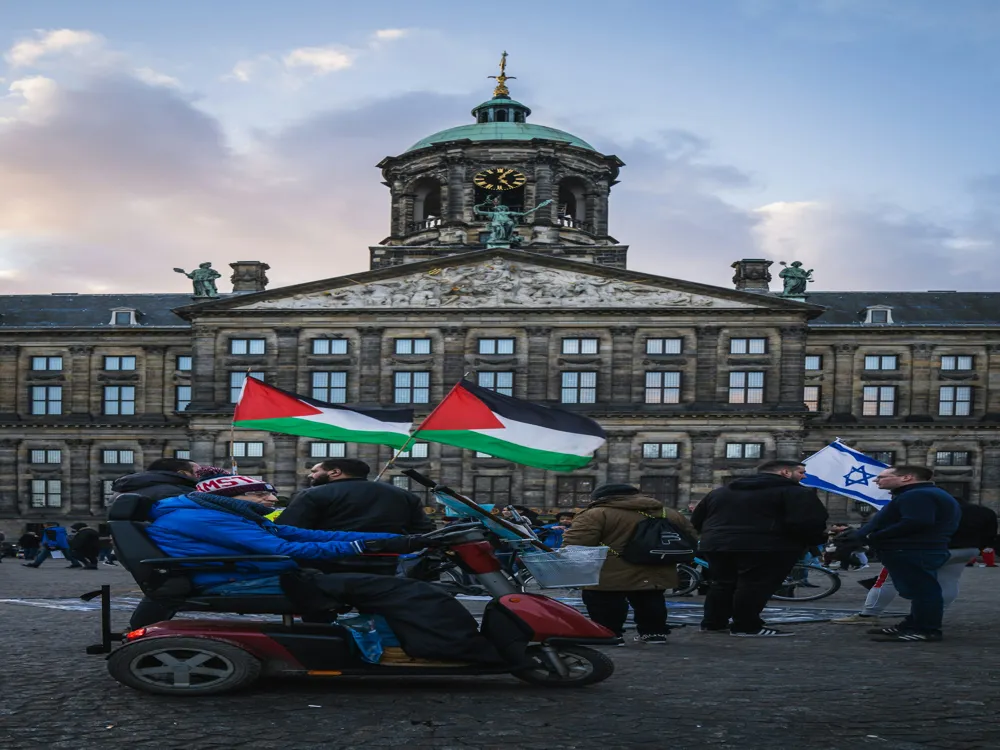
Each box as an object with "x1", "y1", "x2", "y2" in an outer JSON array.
[{"x1": 406, "y1": 121, "x2": 596, "y2": 153}]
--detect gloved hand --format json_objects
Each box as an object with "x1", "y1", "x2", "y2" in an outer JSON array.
[{"x1": 360, "y1": 535, "x2": 431, "y2": 555}]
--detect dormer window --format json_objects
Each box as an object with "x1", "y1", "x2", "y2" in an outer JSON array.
[
  {"x1": 110, "y1": 309, "x2": 137, "y2": 326},
  {"x1": 864, "y1": 306, "x2": 893, "y2": 325}
]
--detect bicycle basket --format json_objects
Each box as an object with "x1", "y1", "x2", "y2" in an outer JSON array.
[{"x1": 518, "y1": 545, "x2": 609, "y2": 588}]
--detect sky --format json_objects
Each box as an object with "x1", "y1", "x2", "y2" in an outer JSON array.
[{"x1": 0, "y1": 0, "x2": 997, "y2": 295}]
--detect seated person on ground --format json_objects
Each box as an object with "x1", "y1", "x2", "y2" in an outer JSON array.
[{"x1": 141, "y1": 467, "x2": 503, "y2": 665}]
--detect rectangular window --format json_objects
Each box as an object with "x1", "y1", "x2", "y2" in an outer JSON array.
[
  {"x1": 936, "y1": 481, "x2": 970, "y2": 501},
  {"x1": 862, "y1": 386, "x2": 896, "y2": 416},
  {"x1": 730, "y1": 338, "x2": 767, "y2": 355},
  {"x1": 804, "y1": 355, "x2": 823, "y2": 370},
  {"x1": 869, "y1": 309, "x2": 889, "y2": 324},
  {"x1": 936, "y1": 451, "x2": 971, "y2": 466},
  {"x1": 478, "y1": 338, "x2": 515, "y2": 355},
  {"x1": 312, "y1": 339, "x2": 349, "y2": 355},
  {"x1": 231, "y1": 441, "x2": 264, "y2": 458},
  {"x1": 389, "y1": 475, "x2": 430, "y2": 503},
  {"x1": 473, "y1": 475, "x2": 511, "y2": 506},
  {"x1": 644, "y1": 372, "x2": 681, "y2": 404},
  {"x1": 394, "y1": 442, "x2": 429, "y2": 459},
  {"x1": 639, "y1": 476, "x2": 680, "y2": 508},
  {"x1": 114, "y1": 311, "x2": 133, "y2": 326},
  {"x1": 176, "y1": 355, "x2": 193, "y2": 371},
  {"x1": 867, "y1": 451, "x2": 895, "y2": 465},
  {"x1": 175, "y1": 385, "x2": 192, "y2": 412},
  {"x1": 310, "y1": 442, "x2": 346, "y2": 459},
  {"x1": 864, "y1": 355, "x2": 898, "y2": 371},
  {"x1": 230, "y1": 371, "x2": 264, "y2": 403},
  {"x1": 103, "y1": 355, "x2": 137, "y2": 371},
  {"x1": 102, "y1": 449, "x2": 135, "y2": 465},
  {"x1": 803, "y1": 385, "x2": 821, "y2": 412},
  {"x1": 556, "y1": 476, "x2": 595, "y2": 508},
  {"x1": 31, "y1": 356, "x2": 63, "y2": 371},
  {"x1": 30, "y1": 449, "x2": 61, "y2": 464},
  {"x1": 561, "y1": 338, "x2": 599, "y2": 355},
  {"x1": 394, "y1": 371, "x2": 430, "y2": 404},
  {"x1": 477, "y1": 371, "x2": 514, "y2": 397},
  {"x1": 728, "y1": 371, "x2": 765, "y2": 404},
  {"x1": 560, "y1": 371, "x2": 597, "y2": 403},
  {"x1": 645, "y1": 338, "x2": 682, "y2": 355},
  {"x1": 30, "y1": 479, "x2": 62, "y2": 508},
  {"x1": 103, "y1": 479, "x2": 115, "y2": 506},
  {"x1": 475, "y1": 451, "x2": 495, "y2": 458},
  {"x1": 939, "y1": 386, "x2": 972, "y2": 416},
  {"x1": 641, "y1": 442, "x2": 680, "y2": 459},
  {"x1": 312, "y1": 371, "x2": 348, "y2": 403},
  {"x1": 941, "y1": 355, "x2": 974, "y2": 371},
  {"x1": 726, "y1": 443, "x2": 763, "y2": 460},
  {"x1": 394, "y1": 338, "x2": 431, "y2": 355},
  {"x1": 103, "y1": 386, "x2": 136, "y2": 415},
  {"x1": 30, "y1": 386, "x2": 62, "y2": 415},
  {"x1": 230, "y1": 339, "x2": 266, "y2": 355},
  {"x1": 173, "y1": 449, "x2": 191, "y2": 460}
]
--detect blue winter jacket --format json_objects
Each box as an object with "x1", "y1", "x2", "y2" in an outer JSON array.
[
  {"x1": 147, "y1": 494, "x2": 397, "y2": 588},
  {"x1": 539, "y1": 524, "x2": 566, "y2": 549},
  {"x1": 42, "y1": 525, "x2": 69, "y2": 550}
]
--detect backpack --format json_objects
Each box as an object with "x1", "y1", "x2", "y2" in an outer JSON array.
[{"x1": 620, "y1": 510, "x2": 697, "y2": 565}]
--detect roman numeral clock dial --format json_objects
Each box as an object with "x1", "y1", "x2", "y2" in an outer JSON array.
[{"x1": 474, "y1": 168, "x2": 527, "y2": 191}]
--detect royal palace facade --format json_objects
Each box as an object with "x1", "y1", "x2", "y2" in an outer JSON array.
[{"x1": 1, "y1": 67, "x2": 998, "y2": 535}]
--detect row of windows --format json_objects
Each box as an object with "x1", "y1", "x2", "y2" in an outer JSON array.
[
  {"x1": 30, "y1": 385, "x2": 192, "y2": 415},
  {"x1": 805, "y1": 354, "x2": 978, "y2": 372},
  {"x1": 30, "y1": 355, "x2": 193, "y2": 372}
]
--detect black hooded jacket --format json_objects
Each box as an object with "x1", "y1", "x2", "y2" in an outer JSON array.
[
  {"x1": 110, "y1": 470, "x2": 197, "y2": 502},
  {"x1": 692, "y1": 474, "x2": 829, "y2": 553},
  {"x1": 279, "y1": 478, "x2": 435, "y2": 535}
]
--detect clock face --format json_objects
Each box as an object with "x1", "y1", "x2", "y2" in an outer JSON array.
[{"x1": 474, "y1": 167, "x2": 527, "y2": 192}]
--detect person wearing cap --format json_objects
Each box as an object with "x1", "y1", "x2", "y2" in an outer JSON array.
[
  {"x1": 136, "y1": 468, "x2": 503, "y2": 665},
  {"x1": 563, "y1": 483, "x2": 698, "y2": 646}
]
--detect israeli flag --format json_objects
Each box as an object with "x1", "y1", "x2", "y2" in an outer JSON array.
[{"x1": 801, "y1": 440, "x2": 892, "y2": 509}]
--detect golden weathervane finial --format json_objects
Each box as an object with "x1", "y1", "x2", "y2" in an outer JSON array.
[{"x1": 488, "y1": 50, "x2": 515, "y2": 98}]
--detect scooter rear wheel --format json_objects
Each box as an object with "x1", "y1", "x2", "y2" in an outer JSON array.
[
  {"x1": 108, "y1": 637, "x2": 262, "y2": 696},
  {"x1": 511, "y1": 644, "x2": 614, "y2": 687}
]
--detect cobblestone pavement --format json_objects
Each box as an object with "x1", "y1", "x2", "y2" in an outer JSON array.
[{"x1": 1, "y1": 562, "x2": 997, "y2": 750}]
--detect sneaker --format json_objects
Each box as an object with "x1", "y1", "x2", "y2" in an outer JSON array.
[
  {"x1": 635, "y1": 634, "x2": 668, "y2": 644},
  {"x1": 698, "y1": 627, "x2": 730, "y2": 634},
  {"x1": 871, "y1": 631, "x2": 942, "y2": 643},
  {"x1": 731, "y1": 628, "x2": 794, "y2": 638},
  {"x1": 867, "y1": 626, "x2": 900, "y2": 636},
  {"x1": 832, "y1": 614, "x2": 880, "y2": 624}
]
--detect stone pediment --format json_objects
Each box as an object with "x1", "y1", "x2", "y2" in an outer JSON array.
[{"x1": 236, "y1": 258, "x2": 758, "y2": 310}]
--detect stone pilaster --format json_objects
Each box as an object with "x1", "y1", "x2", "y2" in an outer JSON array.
[
  {"x1": 144, "y1": 346, "x2": 166, "y2": 416},
  {"x1": 591, "y1": 180, "x2": 610, "y2": 237},
  {"x1": 138, "y1": 438, "x2": 167, "y2": 470},
  {"x1": 609, "y1": 326, "x2": 637, "y2": 404},
  {"x1": 525, "y1": 327, "x2": 551, "y2": 402},
  {"x1": 531, "y1": 153, "x2": 556, "y2": 225},
  {"x1": 693, "y1": 327, "x2": 721, "y2": 408},
  {"x1": 605, "y1": 434, "x2": 633, "y2": 484},
  {"x1": 985, "y1": 345, "x2": 1000, "y2": 419},
  {"x1": 774, "y1": 431, "x2": 803, "y2": 461},
  {"x1": 690, "y1": 431, "x2": 721, "y2": 496},
  {"x1": 359, "y1": 327, "x2": 385, "y2": 403},
  {"x1": 272, "y1": 434, "x2": 299, "y2": 497},
  {"x1": 441, "y1": 327, "x2": 469, "y2": 390},
  {"x1": 67, "y1": 439, "x2": 91, "y2": 515},
  {"x1": 832, "y1": 344, "x2": 857, "y2": 417},
  {"x1": 909, "y1": 343, "x2": 934, "y2": 419},
  {"x1": 189, "y1": 328, "x2": 220, "y2": 411},
  {"x1": 0, "y1": 346, "x2": 18, "y2": 416},
  {"x1": 69, "y1": 346, "x2": 93, "y2": 416},
  {"x1": 0, "y1": 439, "x2": 18, "y2": 516},
  {"x1": 189, "y1": 430, "x2": 218, "y2": 467},
  {"x1": 274, "y1": 327, "x2": 302, "y2": 393},
  {"x1": 445, "y1": 153, "x2": 466, "y2": 223},
  {"x1": 980, "y1": 441, "x2": 1000, "y2": 510},
  {"x1": 778, "y1": 327, "x2": 808, "y2": 409}
]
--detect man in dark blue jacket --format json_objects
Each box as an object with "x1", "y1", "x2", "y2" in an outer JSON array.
[{"x1": 856, "y1": 465, "x2": 960, "y2": 643}]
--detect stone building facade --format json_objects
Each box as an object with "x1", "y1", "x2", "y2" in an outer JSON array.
[{"x1": 0, "y1": 77, "x2": 997, "y2": 536}]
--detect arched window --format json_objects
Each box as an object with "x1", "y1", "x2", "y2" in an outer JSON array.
[
  {"x1": 557, "y1": 178, "x2": 588, "y2": 227},
  {"x1": 478, "y1": 110, "x2": 489, "y2": 124},
  {"x1": 495, "y1": 108, "x2": 508, "y2": 122},
  {"x1": 513, "y1": 111, "x2": 525, "y2": 123},
  {"x1": 411, "y1": 178, "x2": 442, "y2": 229}
]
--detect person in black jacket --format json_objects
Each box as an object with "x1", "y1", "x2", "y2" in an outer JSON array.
[
  {"x1": 691, "y1": 459, "x2": 828, "y2": 637},
  {"x1": 279, "y1": 458, "x2": 435, "y2": 575},
  {"x1": 111, "y1": 457, "x2": 201, "y2": 502},
  {"x1": 69, "y1": 523, "x2": 101, "y2": 569}
]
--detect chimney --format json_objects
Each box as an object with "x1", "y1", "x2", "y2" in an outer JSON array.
[
  {"x1": 731, "y1": 259, "x2": 773, "y2": 293},
  {"x1": 229, "y1": 261, "x2": 270, "y2": 293}
]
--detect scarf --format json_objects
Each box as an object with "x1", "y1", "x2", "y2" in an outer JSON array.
[{"x1": 185, "y1": 492, "x2": 275, "y2": 528}]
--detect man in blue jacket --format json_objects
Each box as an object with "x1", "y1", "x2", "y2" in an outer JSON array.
[
  {"x1": 855, "y1": 465, "x2": 960, "y2": 643},
  {"x1": 23, "y1": 522, "x2": 80, "y2": 568},
  {"x1": 139, "y1": 469, "x2": 502, "y2": 664}
]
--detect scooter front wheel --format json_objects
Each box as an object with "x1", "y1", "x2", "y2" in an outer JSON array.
[{"x1": 511, "y1": 644, "x2": 614, "y2": 688}]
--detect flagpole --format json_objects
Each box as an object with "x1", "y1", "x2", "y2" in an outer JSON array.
[{"x1": 373, "y1": 374, "x2": 470, "y2": 481}]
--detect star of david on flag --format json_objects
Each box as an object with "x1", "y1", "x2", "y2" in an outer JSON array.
[{"x1": 801, "y1": 440, "x2": 891, "y2": 509}]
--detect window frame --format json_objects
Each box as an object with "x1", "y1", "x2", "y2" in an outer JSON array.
[
  {"x1": 561, "y1": 337, "x2": 599, "y2": 355},
  {"x1": 311, "y1": 339, "x2": 349, "y2": 356},
  {"x1": 231, "y1": 441, "x2": 265, "y2": 459},
  {"x1": 30, "y1": 479, "x2": 62, "y2": 508},
  {"x1": 641, "y1": 442, "x2": 680, "y2": 459},
  {"x1": 30, "y1": 449, "x2": 62, "y2": 464},
  {"x1": 230, "y1": 338, "x2": 266, "y2": 356},
  {"x1": 803, "y1": 385, "x2": 821, "y2": 412},
  {"x1": 645, "y1": 338, "x2": 683, "y2": 355},
  {"x1": 862, "y1": 385, "x2": 897, "y2": 416},
  {"x1": 940, "y1": 355, "x2": 974, "y2": 371},
  {"x1": 310, "y1": 442, "x2": 347, "y2": 459},
  {"x1": 728, "y1": 371, "x2": 765, "y2": 404},
  {"x1": 555, "y1": 476, "x2": 596, "y2": 508},
  {"x1": 30, "y1": 386, "x2": 63, "y2": 415},
  {"x1": 935, "y1": 450, "x2": 971, "y2": 467},
  {"x1": 394, "y1": 442, "x2": 429, "y2": 459},
  {"x1": 729, "y1": 337, "x2": 768, "y2": 355},
  {"x1": 311, "y1": 371, "x2": 348, "y2": 404},
  {"x1": 103, "y1": 355, "x2": 137, "y2": 371},
  {"x1": 176, "y1": 355, "x2": 193, "y2": 371},
  {"x1": 175, "y1": 384, "x2": 192, "y2": 412},
  {"x1": 477, "y1": 370, "x2": 515, "y2": 397},
  {"x1": 102, "y1": 449, "x2": 135, "y2": 465},
  {"x1": 938, "y1": 386, "x2": 972, "y2": 417},
  {"x1": 472, "y1": 475, "x2": 512, "y2": 506},
  {"x1": 725, "y1": 442, "x2": 764, "y2": 460},
  {"x1": 477, "y1": 338, "x2": 515, "y2": 355},
  {"x1": 393, "y1": 371, "x2": 431, "y2": 404},
  {"x1": 864, "y1": 354, "x2": 899, "y2": 371},
  {"x1": 394, "y1": 338, "x2": 432, "y2": 355},
  {"x1": 560, "y1": 371, "x2": 597, "y2": 404},
  {"x1": 639, "y1": 476, "x2": 680, "y2": 509},
  {"x1": 644, "y1": 371, "x2": 682, "y2": 404},
  {"x1": 230, "y1": 371, "x2": 264, "y2": 403},
  {"x1": 30, "y1": 356, "x2": 63, "y2": 371},
  {"x1": 804, "y1": 355, "x2": 823, "y2": 371},
  {"x1": 103, "y1": 385, "x2": 136, "y2": 416}
]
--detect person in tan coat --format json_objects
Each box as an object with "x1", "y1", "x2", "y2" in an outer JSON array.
[{"x1": 563, "y1": 483, "x2": 697, "y2": 645}]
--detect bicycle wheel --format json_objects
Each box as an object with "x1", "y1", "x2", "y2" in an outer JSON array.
[
  {"x1": 666, "y1": 564, "x2": 700, "y2": 597},
  {"x1": 770, "y1": 564, "x2": 841, "y2": 602}
]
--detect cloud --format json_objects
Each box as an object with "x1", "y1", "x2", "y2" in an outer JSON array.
[
  {"x1": 372, "y1": 29, "x2": 410, "y2": 42},
  {"x1": 132, "y1": 67, "x2": 180, "y2": 89},
  {"x1": 282, "y1": 46, "x2": 356, "y2": 75},
  {"x1": 6, "y1": 29, "x2": 104, "y2": 68}
]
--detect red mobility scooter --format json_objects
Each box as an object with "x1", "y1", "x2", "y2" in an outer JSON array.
[{"x1": 85, "y1": 475, "x2": 617, "y2": 696}]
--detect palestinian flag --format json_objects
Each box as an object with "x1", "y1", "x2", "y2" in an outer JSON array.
[
  {"x1": 415, "y1": 380, "x2": 605, "y2": 471},
  {"x1": 234, "y1": 377, "x2": 413, "y2": 449}
]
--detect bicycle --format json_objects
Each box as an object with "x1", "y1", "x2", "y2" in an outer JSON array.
[{"x1": 667, "y1": 557, "x2": 842, "y2": 602}]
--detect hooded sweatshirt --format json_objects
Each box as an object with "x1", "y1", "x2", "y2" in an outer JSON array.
[
  {"x1": 111, "y1": 470, "x2": 197, "y2": 502},
  {"x1": 692, "y1": 474, "x2": 828, "y2": 553}
]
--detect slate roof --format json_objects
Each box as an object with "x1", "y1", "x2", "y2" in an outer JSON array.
[
  {"x1": 0, "y1": 294, "x2": 205, "y2": 328},
  {"x1": 806, "y1": 292, "x2": 1000, "y2": 327}
]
